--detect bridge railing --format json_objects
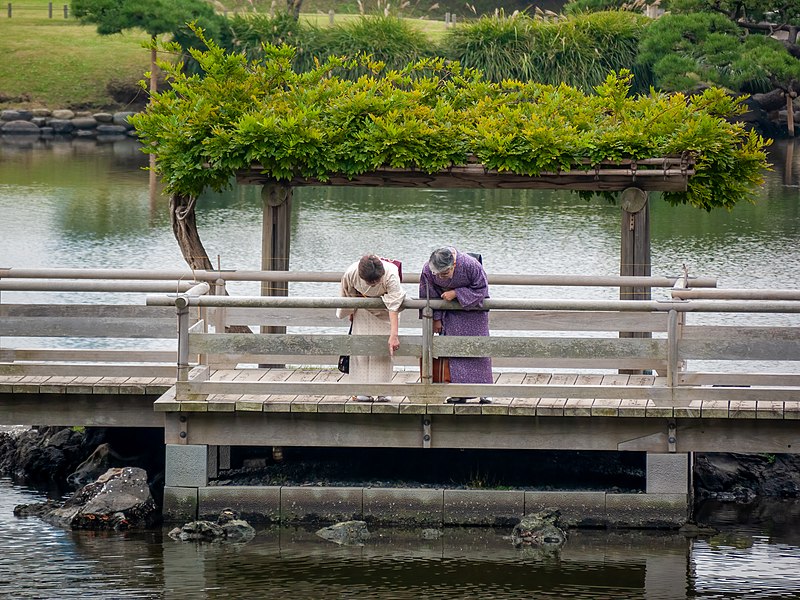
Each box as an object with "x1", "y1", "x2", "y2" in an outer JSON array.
[
  {"x1": 0, "y1": 269, "x2": 209, "y2": 377},
  {"x1": 141, "y1": 273, "x2": 800, "y2": 407}
]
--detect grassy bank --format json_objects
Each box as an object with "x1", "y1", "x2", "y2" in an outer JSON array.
[
  {"x1": 0, "y1": 1, "x2": 446, "y2": 110},
  {"x1": 0, "y1": 2, "x2": 152, "y2": 109}
]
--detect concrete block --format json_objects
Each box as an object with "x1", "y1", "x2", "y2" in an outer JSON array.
[
  {"x1": 281, "y1": 486, "x2": 363, "y2": 524},
  {"x1": 165, "y1": 444, "x2": 209, "y2": 488},
  {"x1": 443, "y1": 489, "x2": 523, "y2": 526},
  {"x1": 198, "y1": 486, "x2": 281, "y2": 523},
  {"x1": 363, "y1": 488, "x2": 443, "y2": 526},
  {"x1": 525, "y1": 491, "x2": 607, "y2": 528},
  {"x1": 606, "y1": 493, "x2": 688, "y2": 528},
  {"x1": 647, "y1": 453, "x2": 689, "y2": 494},
  {"x1": 163, "y1": 486, "x2": 198, "y2": 523}
]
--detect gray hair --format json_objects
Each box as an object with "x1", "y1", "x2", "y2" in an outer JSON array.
[{"x1": 428, "y1": 247, "x2": 455, "y2": 275}]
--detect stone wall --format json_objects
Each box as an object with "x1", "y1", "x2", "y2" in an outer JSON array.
[{"x1": 0, "y1": 108, "x2": 139, "y2": 140}]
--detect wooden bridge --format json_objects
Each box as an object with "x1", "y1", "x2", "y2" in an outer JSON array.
[{"x1": 2, "y1": 267, "x2": 800, "y2": 526}]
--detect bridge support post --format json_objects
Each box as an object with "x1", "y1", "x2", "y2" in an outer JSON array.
[
  {"x1": 646, "y1": 452, "x2": 690, "y2": 499},
  {"x1": 163, "y1": 443, "x2": 212, "y2": 521}
]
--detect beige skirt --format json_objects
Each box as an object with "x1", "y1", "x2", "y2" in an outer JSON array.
[{"x1": 347, "y1": 308, "x2": 393, "y2": 383}]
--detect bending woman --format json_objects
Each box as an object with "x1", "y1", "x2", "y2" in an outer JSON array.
[
  {"x1": 419, "y1": 247, "x2": 493, "y2": 404},
  {"x1": 338, "y1": 254, "x2": 405, "y2": 402}
]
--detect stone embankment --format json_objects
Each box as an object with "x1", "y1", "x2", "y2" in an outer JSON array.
[{"x1": 0, "y1": 108, "x2": 139, "y2": 140}]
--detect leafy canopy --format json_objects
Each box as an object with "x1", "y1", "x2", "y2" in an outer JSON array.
[
  {"x1": 130, "y1": 32, "x2": 770, "y2": 212},
  {"x1": 71, "y1": 0, "x2": 219, "y2": 37},
  {"x1": 638, "y1": 12, "x2": 800, "y2": 93}
]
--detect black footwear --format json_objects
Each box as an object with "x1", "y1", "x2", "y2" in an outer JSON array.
[
  {"x1": 446, "y1": 397, "x2": 467, "y2": 404},
  {"x1": 479, "y1": 397, "x2": 493, "y2": 404}
]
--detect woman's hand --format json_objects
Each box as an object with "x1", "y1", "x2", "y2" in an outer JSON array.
[
  {"x1": 441, "y1": 290, "x2": 457, "y2": 301},
  {"x1": 433, "y1": 319, "x2": 443, "y2": 334},
  {"x1": 388, "y1": 333, "x2": 400, "y2": 356}
]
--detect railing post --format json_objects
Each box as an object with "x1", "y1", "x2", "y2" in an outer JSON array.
[
  {"x1": 176, "y1": 295, "x2": 190, "y2": 381},
  {"x1": 48, "y1": 2, "x2": 52, "y2": 18},
  {"x1": 63, "y1": 4, "x2": 68, "y2": 18},
  {"x1": 421, "y1": 304, "x2": 433, "y2": 384},
  {"x1": 7, "y1": 4, "x2": 11, "y2": 18},
  {"x1": 666, "y1": 309, "x2": 679, "y2": 393}
]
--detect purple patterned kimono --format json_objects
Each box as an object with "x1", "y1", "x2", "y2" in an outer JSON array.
[{"x1": 419, "y1": 251, "x2": 493, "y2": 384}]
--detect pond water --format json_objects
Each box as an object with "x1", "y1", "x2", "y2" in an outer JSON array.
[
  {"x1": 2, "y1": 137, "x2": 800, "y2": 598},
  {"x1": 4, "y1": 478, "x2": 800, "y2": 599}
]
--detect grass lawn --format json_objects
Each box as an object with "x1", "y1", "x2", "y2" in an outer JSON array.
[
  {"x1": 0, "y1": 3, "x2": 152, "y2": 109},
  {"x1": 0, "y1": 0, "x2": 448, "y2": 110}
]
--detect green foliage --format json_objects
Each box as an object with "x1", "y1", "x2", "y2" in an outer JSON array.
[
  {"x1": 441, "y1": 11, "x2": 648, "y2": 90},
  {"x1": 664, "y1": 0, "x2": 800, "y2": 26},
  {"x1": 294, "y1": 16, "x2": 433, "y2": 75},
  {"x1": 228, "y1": 13, "x2": 303, "y2": 61},
  {"x1": 131, "y1": 36, "x2": 769, "y2": 214},
  {"x1": 638, "y1": 12, "x2": 800, "y2": 93},
  {"x1": 71, "y1": 0, "x2": 220, "y2": 37},
  {"x1": 564, "y1": 0, "x2": 628, "y2": 15}
]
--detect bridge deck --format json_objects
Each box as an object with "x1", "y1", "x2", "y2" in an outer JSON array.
[
  {"x1": 0, "y1": 374, "x2": 174, "y2": 396},
  {"x1": 153, "y1": 367, "x2": 800, "y2": 420}
]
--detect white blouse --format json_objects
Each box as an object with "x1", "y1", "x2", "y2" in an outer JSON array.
[{"x1": 337, "y1": 259, "x2": 405, "y2": 319}]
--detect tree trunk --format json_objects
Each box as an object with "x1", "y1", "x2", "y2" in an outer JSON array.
[
  {"x1": 170, "y1": 193, "x2": 214, "y2": 271},
  {"x1": 286, "y1": 0, "x2": 302, "y2": 20},
  {"x1": 170, "y1": 193, "x2": 252, "y2": 333}
]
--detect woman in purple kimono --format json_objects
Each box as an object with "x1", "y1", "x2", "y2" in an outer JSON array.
[{"x1": 419, "y1": 247, "x2": 493, "y2": 404}]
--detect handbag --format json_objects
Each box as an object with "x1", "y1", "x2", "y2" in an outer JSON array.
[
  {"x1": 338, "y1": 321, "x2": 353, "y2": 374},
  {"x1": 420, "y1": 357, "x2": 451, "y2": 382},
  {"x1": 433, "y1": 357, "x2": 451, "y2": 383}
]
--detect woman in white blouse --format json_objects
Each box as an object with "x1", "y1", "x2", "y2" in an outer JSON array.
[{"x1": 337, "y1": 255, "x2": 405, "y2": 402}]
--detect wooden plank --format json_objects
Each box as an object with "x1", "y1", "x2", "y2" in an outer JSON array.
[
  {"x1": 238, "y1": 164, "x2": 691, "y2": 191},
  {"x1": 260, "y1": 369, "x2": 295, "y2": 412},
  {"x1": 756, "y1": 401, "x2": 784, "y2": 420},
  {"x1": 432, "y1": 336, "x2": 667, "y2": 360},
  {"x1": 0, "y1": 363, "x2": 176, "y2": 377},
  {"x1": 0, "y1": 317, "x2": 178, "y2": 338},
  {"x1": 618, "y1": 398, "x2": 651, "y2": 418},
  {"x1": 729, "y1": 401, "x2": 758, "y2": 419},
  {"x1": 679, "y1": 338, "x2": 800, "y2": 361},
  {"x1": 682, "y1": 325, "x2": 800, "y2": 341},
  {"x1": 0, "y1": 304, "x2": 176, "y2": 318},
  {"x1": 490, "y1": 310, "x2": 668, "y2": 333},
  {"x1": 537, "y1": 374, "x2": 575, "y2": 416},
  {"x1": 1, "y1": 349, "x2": 176, "y2": 362},
  {"x1": 701, "y1": 400, "x2": 729, "y2": 419},
  {"x1": 679, "y1": 372, "x2": 800, "y2": 387}
]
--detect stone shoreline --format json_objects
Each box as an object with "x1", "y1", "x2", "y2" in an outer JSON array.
[{"x1": 0, "y1": 108, "x2": 139, "y2": 139}]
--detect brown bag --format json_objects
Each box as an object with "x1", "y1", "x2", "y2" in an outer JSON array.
[
  {"x1": 419, "y1": 357, "x2": 451, "y2": 382},
  {"x1": 433, "y1": 357, "x2": 451, "y2": 383}
]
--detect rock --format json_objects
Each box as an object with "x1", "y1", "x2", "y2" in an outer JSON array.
[
  {"x1": 511, "y1": 508, "x2": 567, "y2": 549},
  {"x1": 51, "y1": 109, "x2": 75, "y2": 120},
  {"x1": 48, "y1": 119, "x2": 74, "y2": 134},
  {"x1": 316, "y1": 520, "x2": 370, "y2": 546},
  {"x1": 93, "y1": 112, "x2": 113, "y2": 123},
  {"x1": 1, "y1": 110, "x2": 32, "y2": 122},
  {"x1": 695, "y1": 453, "x2": 800, "y2": 501},
  {"x1": 71, "y1": 117, "x2": 98, "y2": 130},
  {"x1": 421, "y1": 528, "x2": 442, "y2": 540},
  {"x1": 15, "y1": 467, "x2": 158, "y2": 530},
  {"x1": 112, "y1": 112, "x2": 136, "y2": 129},
  {"x1": 1, "y1": 120, "x2": 40, "y2": 134},
  {"x1": 168, "y1": 509, "x2": 256, "y2": 542},
  {"x1": 31, "y1": 108, "x2": 51, "y2": 118}
]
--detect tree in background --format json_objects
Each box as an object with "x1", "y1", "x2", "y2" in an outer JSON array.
[
  {"x1": 666, "y1": 0, "x2": 800, "y2": 45},
  {"x1": 638, "y1": 12, "x2": 800, "y2": 93},
  {"x1": 71, "y1": 0, "x2": 226, "y2": 93}
]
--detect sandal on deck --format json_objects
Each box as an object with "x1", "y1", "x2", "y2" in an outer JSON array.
[
  {"x1": 445, "y1": 397, "x2": 467, "y2": 404},
  {"x1": 352, "y1": 395, "x2": 374, "y2": 402},
  {"x1": 375, "y1": 396, "x2": 391, "y2": 402}
]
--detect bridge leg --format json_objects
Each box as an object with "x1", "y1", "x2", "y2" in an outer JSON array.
[
  {"x1": 646, "y1": 452, "x2": 691, "y2": 523},
  {"x1": 162, "y1": 443, "x2": 212, "y2": 522},
  {"x1": 646, "y1": 452, "x2": 689, "y2": 494}
]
